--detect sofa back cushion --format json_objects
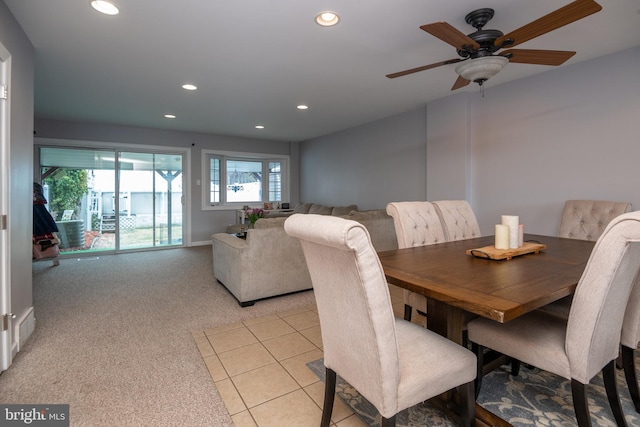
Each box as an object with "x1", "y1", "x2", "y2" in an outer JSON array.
[
  {"x1": 294, "y1": 202, "x2": 358, "y2": 216},
  {"x1": 331, "y1": 205, "x2": 358, "y2": 216},
  {"x1": 308, "y1": 204, "x2": 333, "y2": 215},
  {"x1": 344, "y1": 209, "x2": 388, "y2": 221},
  {"x1": 255, "y1": 217, "x2": 287, "y2": 228},
  {"x1": 294, "y1": 203, "x2": 313, "y2": 214}
]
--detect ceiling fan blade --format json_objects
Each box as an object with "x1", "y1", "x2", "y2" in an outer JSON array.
[
  {"x1": 386, "y1": 58, "x2": 463, "y2": 79},
  {"x1": 502, "y1": 49, "x2": 576, "y2": 66},
  {"x1": 451, "y1": 75, "x2": 470, "y2": 91},
  {"x1": 421, "y1": 22, "x2": 480, "y2": 51},
  {"x1": 495, "y1": 0, "x2": 602, "y2": 48}
]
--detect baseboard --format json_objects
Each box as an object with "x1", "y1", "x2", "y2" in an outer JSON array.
[
  {"x1": 190, "y1": 240, "x2": 212, "y2": 247},
  {"x1": 14, "y1": 307, "x2": 36, "y2": 353}
]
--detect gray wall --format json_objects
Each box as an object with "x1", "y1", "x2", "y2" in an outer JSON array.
[
  {"x1": 301, "y1": 46, "x2": 640, "y2": 236},
  {"x1": 300, "y1": 107, "x2": 428, "y2": 210},
  {"x1": 1, "y1": 2, "x2": 34, "y2": 352},
  {"x1": 431, "y1": 46, "x2": 640, "y2": 236},
  {"x1": 33, "y1": 119, "x2": 300, "y2": 244}
]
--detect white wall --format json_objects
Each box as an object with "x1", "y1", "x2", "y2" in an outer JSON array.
[
  {"x1": 0, "y1": 1, "x2": 34, "y2": 349},
  {"x1": 301, "y1": 46, "x2": 640, "y2": 237},
  {"x1": 301, "y1": 107, "x2": 428, "y2": 210}
]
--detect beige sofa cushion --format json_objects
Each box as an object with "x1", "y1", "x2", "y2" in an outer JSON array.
[
  {"x1": 293, "y1": 202, "x2": 358, "y2": 216},
  {"x1": 331, "y1": 205, "x2": 358, "y2": 216},
  {"x1": 345, "y1": 209, "x2": 389, "y2": 220},
  {"x1": 294, "y1": 203, "x2": 313, "y2": 214},
  {"x1": 255, "y1": 217, "x2": 287, "y2": 228},
  {"x1": 308, "y1": 204, "x2": 333, "y2": 215},
  {"x1": 344, "y1": 209, "x2": 398, "y2": 252}
]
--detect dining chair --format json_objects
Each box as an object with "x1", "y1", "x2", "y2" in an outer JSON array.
[
  {"x1": 558, "y1": 199, "x2": 632, "y2": 241},
  {"x1": 536, "y1": 244, "x2": 640, "y2": 416},
  {"x1": 433, "y1": 200, "x2": 481, "y2": 242},
  {"x1": 284, "y1": 214, "x2": 476, "y2": 427},
  {"x1": 622, "y1": 275, "x2": 640, "y2": 413},
  {"x1": 386, "y1": 201, "x2": 446, "y2": 321},
  {"x1": 468, "y1": 210, "x2": 640, "y2": 427},
  {"x1": 539, "y1": 199, "x2": 632, "y2": 320},
  {"x1": 432, "y1": 199, "x2": 521, "y2": 373}
]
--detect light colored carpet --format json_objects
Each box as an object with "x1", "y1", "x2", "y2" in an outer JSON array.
[{"x1": 1, "y1": 246, "x2": 315, "y2": 426}]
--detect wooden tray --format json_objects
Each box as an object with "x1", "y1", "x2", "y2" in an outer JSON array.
[{"x1": 466, "y1": 241, "x2": 547, "y2": 260}]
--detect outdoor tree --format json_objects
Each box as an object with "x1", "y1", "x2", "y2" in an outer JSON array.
[{"x1": 44, "y1": 169, "x2": 88, "y2": 219}]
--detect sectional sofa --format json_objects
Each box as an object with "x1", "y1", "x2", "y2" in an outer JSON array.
[{"x1": 212, "y1": 204, "x2": 397, "y2": 306}]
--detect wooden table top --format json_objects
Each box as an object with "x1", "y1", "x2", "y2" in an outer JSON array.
[{"x1": 378, "y1": 234, "x2": 595, "y2": 323}]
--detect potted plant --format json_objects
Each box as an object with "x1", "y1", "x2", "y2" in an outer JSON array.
[{"x1": 244, "y1": 207, "x2": 267, "y2": 227}]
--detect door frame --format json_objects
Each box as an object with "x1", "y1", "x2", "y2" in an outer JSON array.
[{"x1": 0, "y1": 42, "x2": 12, "y2": 371}]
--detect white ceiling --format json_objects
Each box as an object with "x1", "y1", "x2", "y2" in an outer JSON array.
[{"x1": 5, "y1": 0, "x2": 640, "y2": 142}]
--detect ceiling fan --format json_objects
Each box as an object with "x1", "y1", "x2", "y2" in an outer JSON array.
[{"x1": 386, "y1": 0, "x2": 602, "y2": 91}]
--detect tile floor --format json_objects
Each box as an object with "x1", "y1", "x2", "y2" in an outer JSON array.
[{"x1": 193, "y1": 285, "x2": 424, "y2": 427}]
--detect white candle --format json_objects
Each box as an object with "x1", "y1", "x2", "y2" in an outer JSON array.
[
  {"x1": 495, "y1": 224, "x2": 510, "y2": 250},
  {"x1": 518, "y1": 224, "x2": 524, "y2": 247},
  {"x1": 241, "y1": 212, "x2": 245, "y2": 224},
  {"x1": 501, "y1": 215, "x2": 520, "y2": 249}
]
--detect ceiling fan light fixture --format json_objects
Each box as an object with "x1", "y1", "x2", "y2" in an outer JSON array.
[
  {"x1": 90, "y1": 0, "x2": 119, "y2": 16},
  {"x1": 455, "y1": 56, "x2": 508, "y2": 85},
  {"x1": 315, "y1": 11, "x2": 340, "y2": 27}
]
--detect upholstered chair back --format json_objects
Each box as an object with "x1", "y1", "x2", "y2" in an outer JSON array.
[
  {"x1": 386, "y1": 201, "x2": 446, "y2": 249},
  {"x1": 558, "y1": 199, "x2": 632, "y2": 241},
  {"x1": 433, "y1": 200, "x2": 481, "y2": 241},
  {"x1": 566, "y1": 211, "x2": 640, "y2": 383},
  {"x1": 284, "y1": 214, "x2": 401, "y2": 416}
]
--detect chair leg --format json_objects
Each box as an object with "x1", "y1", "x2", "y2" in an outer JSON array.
[
  {"x1": 603, "y1": 360, "x2": 628, "y2": 427},
  {"x1": 403, "y1": 304, "x2": 412, "y2": 321},
  {"x1": 321, "y1": 368, "x2": 336, "y2": 427},
  {"x1": 472, "y1": 342, "x2": 484, "y2": 398},
  {"x1": 622, "y1": 345, "x2": 640, "y2": 413},
  {"x1": 510, "y1": 358, "x2": 521, "y2": 376},
  {"x1": 380, "y1": 415, "x2": 396, "y2": 427},
  {"x1": 571, "y1": 379, "x2": 592, "y2": 427},
  {"x1": 457, "y1": 380, "x2": 476, "y2": 427}
]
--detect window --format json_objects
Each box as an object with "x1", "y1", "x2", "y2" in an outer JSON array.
[{"x1": 202, "y1": 150, "x2": 289, "y2": 209}]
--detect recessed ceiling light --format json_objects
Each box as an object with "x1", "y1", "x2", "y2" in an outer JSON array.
[
  {"x1": 164, "y1": 114, "x2": 176, "y2": 119},
  {"x1": 182, "y1": 84, "x2": 197, "y2": 91},
  {"x1": 315, "y1": 11, "x2": 340, "y2": 27},
  {"x1": 255, "y1": 125, "x2": 265, "y2": 129},
  {"x1": 297, "y1": 105, "x2": 309, "y2": 110},
  {"x1": 90, "y1": 0, "x2": 119, "y2": 16}
]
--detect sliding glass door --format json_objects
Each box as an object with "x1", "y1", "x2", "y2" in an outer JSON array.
[
  {"x1": 38, "y1": 147, "x2": 185, "y2": 254},
  {"x1": 118, "y1": 152, "x2": 183, "y2": 249}
]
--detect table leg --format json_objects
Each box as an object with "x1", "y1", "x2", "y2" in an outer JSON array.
[
  {"x1": 426, "y1": 299, "x2": 465, "y2": 344},
  {"x1": 426, "y1": 299, "x2": 513, "y2": 427}
]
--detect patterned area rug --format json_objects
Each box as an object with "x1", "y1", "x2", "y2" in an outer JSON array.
[{"x1": 307, "y1": 358, "x2": 640, "y2": 426}]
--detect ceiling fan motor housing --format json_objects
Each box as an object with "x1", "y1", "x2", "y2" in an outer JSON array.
[
  {"x1": 457, "y1": 8, "x2": 509, "y2": 59},
  {"x1": 457, "y1": 29, "x2": 504, "y2": 58}
]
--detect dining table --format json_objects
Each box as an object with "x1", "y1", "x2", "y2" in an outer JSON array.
[{"x1": 378, "y1": 233, "x2": 596, "y2": 426}]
